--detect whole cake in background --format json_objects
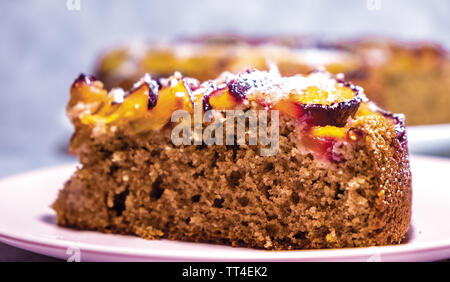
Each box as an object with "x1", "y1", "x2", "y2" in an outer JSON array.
[
  {"x1": 53, "y1": 68, "x2": 411, "y2": 250},
  {"x1": 96, "y1": 34, "x2": 450, "y2": 125}
]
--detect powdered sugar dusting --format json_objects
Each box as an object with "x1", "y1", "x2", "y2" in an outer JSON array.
[
  {"x1": 223, "y1": 69, "x2": 341, "y2": 104},
  {"x1": 110, "y1": 88, "x2": 125, "y2": 103}
]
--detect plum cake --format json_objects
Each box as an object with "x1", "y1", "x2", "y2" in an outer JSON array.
[{"x1": 53, "y1": 69, "x2": 411, "y2": 250}]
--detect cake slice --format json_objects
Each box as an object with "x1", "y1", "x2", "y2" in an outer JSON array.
[{"x1": 53, "y1": 69, "x2": 411, "y2": 250}]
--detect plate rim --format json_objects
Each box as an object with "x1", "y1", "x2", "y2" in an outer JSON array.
[
  {"x1": 0, "y1": 155, "x2": 450, "y2": 261},
  {"x1": 1, "y1": 228, "x2": 450, "y2": 261}
]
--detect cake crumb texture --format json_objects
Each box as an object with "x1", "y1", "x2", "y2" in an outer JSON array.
[{"x1": 53, "y1": 111, "x2": 411, "y2": 249}]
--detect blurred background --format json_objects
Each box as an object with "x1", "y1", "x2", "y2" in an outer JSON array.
[{"x1": 0, "y1": 0, "x2": 449, "y2": 178}]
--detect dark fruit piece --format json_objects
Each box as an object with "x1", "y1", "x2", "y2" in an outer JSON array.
[
  {"x1": 73, "y1": 73, "x2": 97, "y2": 85},
  {"x1": 127, "y1": 74, "x2": 160, "y2": 110},
  {"x1": 274, "y1": 80, "x2": 364, "y2": 127},
  {"x1": 202, "y1": 81, "x2": 240, "y2": 111},
  {"x1": 147, "y1": 79, "x2": 159, "y2": 110},
  {"x1": 301, "y1": 97, "x2": 361, "y2": 127},
  {"x1": 227, "y1": 79, "x2": 251, "y2": 101},
  {"x1": 201, "y1": 81, "x2": 218, "y2": 112}
]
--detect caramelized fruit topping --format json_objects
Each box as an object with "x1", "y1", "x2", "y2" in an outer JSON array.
[
  {"x1": 69, "y1": 74, "x2": 106, "y2": 109},
  {"x1": 130, "y1": 76, "x2": 160, "y2": 110},
  {"x1": 70, "y1": 73, "x2": 194, "y2": 132},
  {"x1": 271, "y1": 75, "x2": 363, "y2": 127},
  {"x1": 69, "y1": 69, "x2": 365, "y2": 137},
  {"x1": 66, "y1": 70, "x2": 404, "y2": 163}
]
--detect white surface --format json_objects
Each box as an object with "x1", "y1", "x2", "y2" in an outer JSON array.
[
  {"x1": 408, "y1": 124, "x2": 450, "y2": 156},
  {"x1": 0, "y1": 156, "x2": 449, "y2": 262}
]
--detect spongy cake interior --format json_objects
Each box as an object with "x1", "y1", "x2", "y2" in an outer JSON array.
[{"x1": 53, "y1": 111, "x2": 410, "y2": 250}]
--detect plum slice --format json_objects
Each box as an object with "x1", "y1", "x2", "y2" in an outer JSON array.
[
  {"x1": 130, "y1": 78, "x2": 194, "y2": 133},
  {"x1": 127, "y1": 74, "x2": 160, "y2": 110},
  {"x1": 273, "y1": 79, "x2": 364, "y2": 127},
  {"x1": 68, "y1": 74, "x2": 107, "y2": 108},
  {"x1": 201, "y1": 77, "x2": 251, "y2": 111},
  {"x1": 71, "y1": 73, "x2": 195, "y2": 132}
]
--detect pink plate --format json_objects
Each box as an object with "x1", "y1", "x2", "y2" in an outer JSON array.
[{"x1": 0, "y1": 155, "x2": 449, "y2": 261}]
